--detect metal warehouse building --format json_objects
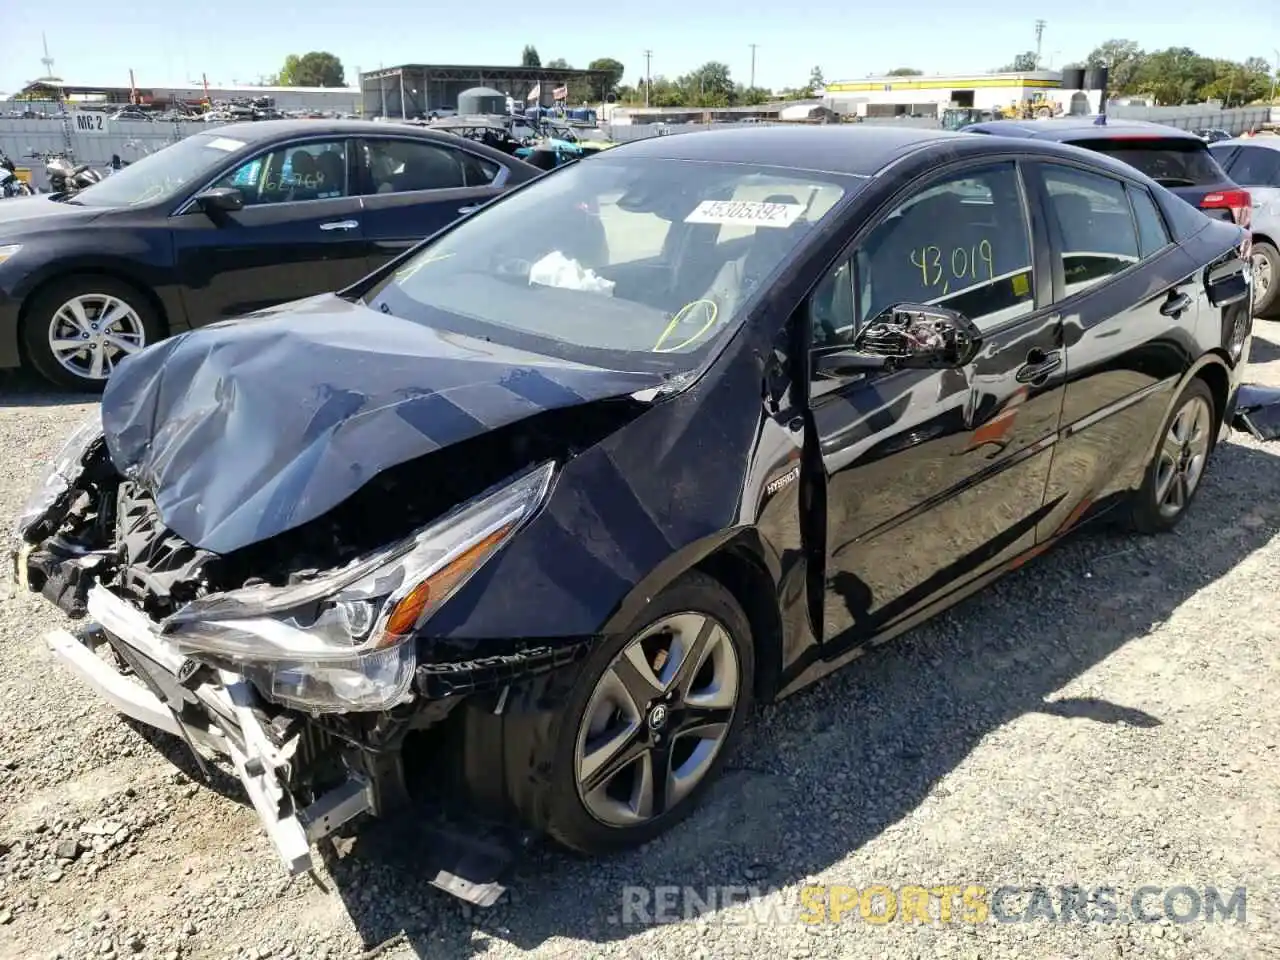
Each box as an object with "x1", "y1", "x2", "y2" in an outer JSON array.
[
  {"x1": 823, "y1": 70, "x2": 1102, "y2": 118},
  {"x1": 359, "y1": 64, "x2": 611, "y2": 119}
]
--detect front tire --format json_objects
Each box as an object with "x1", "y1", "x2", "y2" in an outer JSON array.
[
  {"x1": 528, "y1": 571, "x2": 756, "y2": 854},
  {"x1": 21, "y1": 276, "x2": 163, "y2": 391},
  {"x1": 1129, "y1": 378, "x2": 1216, "y2": 534}
]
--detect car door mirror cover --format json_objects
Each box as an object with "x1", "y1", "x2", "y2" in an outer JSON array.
[{"x1": 195, "y1": 187, "x2": 245, "y2": 216}]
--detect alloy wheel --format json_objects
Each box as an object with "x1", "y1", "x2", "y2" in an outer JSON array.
[
  {"x1": 1154, "y1": 395, "x2": 1211, "y2": 520},
  {"x1": 1252, "y1": 251, "x2": 1272, "y2": 307},
  {"x1": 47, "y1": 293, "x2": 147, "y2": 381},
  {"x1": 574, "y1": 612, "x2": 741, "y2": 827}
]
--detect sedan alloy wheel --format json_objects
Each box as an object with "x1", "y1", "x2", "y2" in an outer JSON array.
[
  {"x1": 48, "y1": 293, "x2": 147, "y2": 381},
  {"x1": 575, "y1": 612, "x2": 741, "y2": 827}
]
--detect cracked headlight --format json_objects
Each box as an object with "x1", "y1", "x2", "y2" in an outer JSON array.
[
  {"x1": 161, "y1": 461, "x2": 556, "y2": 713},
  {"x1": 12, "y1": 411, "x2": 104, "y2": 542}
]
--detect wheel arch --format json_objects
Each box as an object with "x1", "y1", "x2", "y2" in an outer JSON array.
[
  {"x1": 1138, "y1": 353, "x2": 1233, "y2": 473},
  {"x1": 599, "y1": 526, "x2": 787, "y2": 705}
]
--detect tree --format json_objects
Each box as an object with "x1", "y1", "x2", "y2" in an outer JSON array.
[
  {"x1": 588, "y1": 57, "x2": 626, "y2": 99},
  {"x1": 278, "y1": 52, "x2": 343, "y2": 87},
  {"x1": 1135, "y1": 47, "x2": 1215, "y2": 104},
  {"x1": 1001, "y1": 52, "x2": 1039, "y2": 72},
  {"x1": 522, "y1": 45, "x2": 541, "y2": 68},
  {"x1": 677, "y1": 61, "x2": 733, "y2": 107},
  {"x1": 885, "y1": 67, "x2": 922, "y2": 76},
  {"x1": 809, "y1": 66, "x2": 826, "y2": 88},
  {"x1": 277, "y1": 54, "x2": 302, "y2": 86},
  {"x1": 1084, "y1": 39, "x2": 1145, "y2": 93},
  {"x1": 545, "y1": 58, "x2": 570, "y2": 69}
]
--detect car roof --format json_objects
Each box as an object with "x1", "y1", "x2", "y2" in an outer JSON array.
[
  {"x1": 965, "y1": 118, "x2": 1205, "y2": 143},
  {"x1": 191, "y1": 119, "x2": 448, "y2": 142},
  {"x1": 605, "y1": 124, "x2": 964, "y2": 177}
]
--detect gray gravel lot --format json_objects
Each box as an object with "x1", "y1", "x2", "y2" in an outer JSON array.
[{"x1": 3, "y1": 325, "x2": 1280, "y2": 960}]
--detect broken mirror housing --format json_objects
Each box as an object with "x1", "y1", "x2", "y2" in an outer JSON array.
[
  {"x1": 12, "y1": 411, "x2": 104, "y2": 541},
  {"x1": 160, "y1": 461, "x2": 557, "y2": 713}
]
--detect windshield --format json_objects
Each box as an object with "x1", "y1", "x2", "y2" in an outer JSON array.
[
  {"x1": 365, "y1": 155, "x2": 854, "y2": 371},
  {"x1": 68, "y1": 132, "x2": 250, "y2": 207},
  {"x1": 1069, "y1": 138, "x2": 1227, "y2": 187}
]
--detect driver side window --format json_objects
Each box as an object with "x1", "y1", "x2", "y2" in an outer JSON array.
[{"x1": 816, "y1": 163, "x2": 1035, "y2": 339}]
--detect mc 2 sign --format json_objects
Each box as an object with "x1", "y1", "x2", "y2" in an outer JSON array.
[{"x1": 74, "y1": 113, "x2": 106, "y2": 133}]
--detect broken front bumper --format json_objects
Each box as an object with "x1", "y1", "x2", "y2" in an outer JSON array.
[{"x1": 40, "y1": 577, "x2": 375, "y2": 875}]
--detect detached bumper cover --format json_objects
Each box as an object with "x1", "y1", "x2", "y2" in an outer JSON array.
[{"x1": 44, "y1": 583, "x2": 374, "y2": 875}]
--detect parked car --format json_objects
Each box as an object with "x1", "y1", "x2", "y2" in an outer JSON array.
[
  {"x1": 964, "y1": 119, "x2": 1252, "y2": 245},
  {"x1": 12, "y1": 125, "x2": 1252, "y2": 898},
  {"x1": 1192, "y1": 128, "x2": 1233, "y2": 143},
  {"x1": 0, "y1": 119, "x2": 541, "y2": 389},
  {"x1": 1209, "y1": 136, "x2": 1280, "y2": 316}
]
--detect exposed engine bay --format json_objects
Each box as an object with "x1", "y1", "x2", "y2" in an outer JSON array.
[{"x1": 14, "y1": 396, "x2": 645, "y2": 898}]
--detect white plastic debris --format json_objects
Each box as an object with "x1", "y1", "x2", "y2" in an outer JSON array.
[{"x1": 528, "y1": 251, "x2": 616, "y2": 296}]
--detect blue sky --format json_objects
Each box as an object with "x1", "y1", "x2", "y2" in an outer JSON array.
[{"x1": 0, "y1": 1, "x2": 1270, "y2": 97}]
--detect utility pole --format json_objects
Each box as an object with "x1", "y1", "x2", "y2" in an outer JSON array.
[
  {"x1": 644, "y1": 49, "x2": 652, "y2": 108},
  {"x1": 749, "y1": 44, "x2": 758, "y2": 90},
  {"x1": 1034, "y1": 20, "x2": 1046, "y2": 69}
]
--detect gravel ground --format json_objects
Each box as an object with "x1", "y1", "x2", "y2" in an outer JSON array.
[{"x1": 3, "y1": 324, "x2": 1280, "y2": 960}]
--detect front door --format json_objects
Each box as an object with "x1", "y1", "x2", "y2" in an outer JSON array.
[
  {"x1": 355, "y1": 137, "x2": 509, "y2": 271},
  {"x1": 171, "y1": 138, "x2": 369, "y2": 328},
  {"x1": 808, "y1": 160, "x2": 1066, "y2": 653}
]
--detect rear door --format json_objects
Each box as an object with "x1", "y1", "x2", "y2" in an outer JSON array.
[
  {"x1": 355, "y1": 136, "x2": 510, "y2": 271},
  {"x1": 171, "y1": 137, "x2": 368, "y2": 327},
  {"x1": 1029, "y1": 160, "x2": 1202, "y2": 540}
]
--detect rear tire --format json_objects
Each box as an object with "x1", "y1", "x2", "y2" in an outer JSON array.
[
  {"x1": 1128, "y1": 378, "x2": 1216, "y2": 534},
  {"x1": 492, "y1": 571, "x2": 756, "y2": 855},
  {"x1": 21, "y1": 275, "x2": 164, "y2": 392},
  {"x1": 1251, "y1": 241, "x2": 1279, "y2": 318}
]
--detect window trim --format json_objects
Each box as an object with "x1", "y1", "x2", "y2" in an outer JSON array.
[
  {"x1": 1125, "y1": 183, "x2": 1174, "y2": 259},
  {"x1": 169, "y1": 135, "x2": 357, "y2": 217},
  {"x1": 354, "y1": 135, "x2": 512, "y2": 197},
  {"x1": 1029, "y1": 159, "x2": 1155, "y2": 307}
]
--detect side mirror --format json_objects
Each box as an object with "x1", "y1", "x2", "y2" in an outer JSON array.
[
  {"x1": 812, "y1": 304, "x2": 981, "y2": 380},
  {"x1": 194, "y1": 187, "x2": 244, "y2": 216},
  {"x1": 854, "y1": 304, "x2": 982, "y2": 368}
]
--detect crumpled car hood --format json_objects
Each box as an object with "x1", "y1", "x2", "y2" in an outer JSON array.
[{"x1": 100, "y1": 294, "x2": 666, "y2": 555}]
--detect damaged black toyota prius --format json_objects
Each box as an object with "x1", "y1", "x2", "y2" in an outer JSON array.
[{"x1": 11, "y1": 126, "x2": 1253, "y2": 897}]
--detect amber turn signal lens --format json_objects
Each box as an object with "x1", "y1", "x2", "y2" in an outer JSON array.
[{"x1": 376, "y1": 524, "x2": 515, "y2": 646}]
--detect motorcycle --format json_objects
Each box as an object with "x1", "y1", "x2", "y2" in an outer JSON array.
[
  {"x1": 0, "y1": 152, "x2": 34, "y2": 198},
  {"x1": 44, "y1": 156, "x2": 105, "y2": 195}
]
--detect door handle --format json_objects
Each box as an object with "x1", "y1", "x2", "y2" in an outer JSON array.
[
  {"x1": 1160, "y1": 291, "x2": 1193, "y2": 317},
  {"x1": 1015, "y1": 348, "x2": 1062, "y2": 384},
  {"x1": 458, "y1": 205, "x2": 479, "y2": 215},
  {"x1": 319, "y1": 219, "x2": 358, "y2": 231}
]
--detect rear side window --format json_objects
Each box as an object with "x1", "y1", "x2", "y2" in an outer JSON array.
[
  {"x1": 1127, "y1": 186, "x2": 1171, "y2": 258},
  {"x1": 1221, "y1": 146, "x2": 1280, "y2": 187},
  {"x1": 1040, "y1": 165, "x2": 1140, "y2": 297},
  {"x1": 1069, "y1": 138, "x2": 1226, "y2": 188}
]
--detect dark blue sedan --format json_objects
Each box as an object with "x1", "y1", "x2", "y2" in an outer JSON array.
[{"x1": 0, "y1": 119, "x2": 539, "y2": 388}]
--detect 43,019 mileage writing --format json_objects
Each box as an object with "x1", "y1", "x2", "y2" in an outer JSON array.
[{"x1": 910, "y1": 239, "x2": 995, "y2": 296}]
